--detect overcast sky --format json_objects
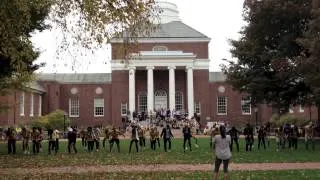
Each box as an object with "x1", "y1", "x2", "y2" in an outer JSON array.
[{"x1": 31, "y1": 0, "x2": 245, "y2": 73}]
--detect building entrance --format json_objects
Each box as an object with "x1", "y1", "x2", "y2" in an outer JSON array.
[{"x1": 154, "y1": 90, "x2": 167, "y2": 110}]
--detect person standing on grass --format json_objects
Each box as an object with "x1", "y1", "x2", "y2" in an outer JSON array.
[
  {"x1": 48, "y1": 129, "x2": 57, "y2": 155},
  {"x1": 305, "y1": 122, "x2": 315, "y2": 150},
  {"x1": 31, "y1": 127, "x2": 40, "y2": 155},
  {"x1": 291, "y1": 125, "x2": 299, "y2": 150},
  {"x1": 102, "y1": 127, "x2": 110, "y2": 150},
  {"x1": 93, "y1": 127, "x2": 100, "y2": 152},
  {"x1": 138, "y1": 126, "x2": 146, "y2": 149},
  {"x1": 79, "y1": 128, "x2": 87, "y2": 148},
  {"x1": 129, "y1": 125, "x2": 139, "y2": 153},
  {"x1": 150, "y1": 127, "x2": 157, "y2": 151},
  {"x1": 109, "y1": 126, "x2": 125, "y2": 153},
  {"x1": 53, "y1": 128, "x2": 60, "y2": 152},
  {"x1": 6, "y1": 127, "x2": 17, "y2": 155},
  {"x1": 182, "y1": 123, "x2": 192, "y2": 153},
  {"x1": 21, "y1": 127, "x2": 31, "y2": 154},
  {"x1": 257, "y1": 126, "x2": 266, "y2": 150},
  {"x1": 212, "y1": 125, "x2": 232, "y2": 180},
  {"x1": 86, "y1": 127, "x2": 95, "y2": 153},
  {"x1": 228, "y1": 126, "x2": 240, "y2": 152},
  {"x1": 243, "y1": 124, "x2": 254, "y2": 152},
  {"x1": 160, "y1": 124, "x2": 174, "y2": 152},
  {"x1": 154, "y1": 127, "x2": 161, "y2": 148},
  {"x1": 67, "y1": 128, "x2": 77, "y2": 154}
]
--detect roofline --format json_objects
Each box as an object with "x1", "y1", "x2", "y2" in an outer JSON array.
[{"x1": 110, "y1": 38, "x2": 211, "y2": 43}]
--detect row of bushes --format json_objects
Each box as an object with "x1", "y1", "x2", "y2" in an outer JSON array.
[
  {"x1": 270, "y1": 113, "x2": 311, "y2": 127},
  {"x1": 28, "y1": 109, "x2": 71, "y2": 130}
]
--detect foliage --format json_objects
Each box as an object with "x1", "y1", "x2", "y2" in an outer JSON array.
[
  {"x1": 271, "y1": 113, "x2": 310, "y2": 126},
  {"x1": 222, "y1": 0, "x2": 313, "y2": 114},
  {"x1": 30, "y1": 109, "x2": 71, "y2": 130},
  {"x1": 297, "y1": 2, "x2": 320, "y2": 107},
  {"x1": 0, "y1": 0, "x2": 159, "y2": 102},
  {"x1": 0, "y1": 0, "x2": 50, "y2": 97}
]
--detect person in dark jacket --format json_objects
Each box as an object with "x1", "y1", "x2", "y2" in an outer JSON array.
[
  {"x1": 243, "y1": 124, "x2": 254, "y2": 152},
  {"x1": 228, "y1": 126, "x2": 240, "y2": 152},
  {"x1": 182, "y1": 124, "x2": 192, "y2": 153},
  {"x1": 67, "y1": 128, "x2": 77, "y2": 154},
  {"x1": 160, "y1": 124, "x2": 174, "y2": 152},
  {"x1": 6, "y1": 127, "x2": 17, "y2": 154},
  {"x1": 129, "y1": 125, "x2": 139, "y2": 153},
  {"x1": 257, "y1": 126, "x2": 266, "y2": 150}
]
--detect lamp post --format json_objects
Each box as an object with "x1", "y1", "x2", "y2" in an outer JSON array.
[
  {"x1": 63, "y1": 111, "x2": 68, "y2": 132},
  {"x1": 254, "y1": 107, "x2": 258, "y2": 128}
]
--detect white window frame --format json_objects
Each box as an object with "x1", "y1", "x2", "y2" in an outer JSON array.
[
  {"x1": 94, "y1": 98, "x2": 104, "y2": 117},
  {"x1": 241, "y1": 96, "x2": 251, "y2": 115},
  {"x1": 20, "y1": 92, "x2": 25, "y2": 116},
  {"x1": 289, "y1": 104, "x2": 294, "y2": 114},
  {"x1": 175, "y1": 91, "x2": 184, "y2": 111},
  {"x1": 194, "y1": 101, "x2": 201, "y2": 114},
  {"x1": 138, "y1": 92, "x2": 148, "y2": 112},
  {"x1": 69, "y1": 97, "x2": 80, "y2": 117},
  {"x1": 299, "y1": 104, "x2": 304, "y2": 113},
  {"x1": 38, "y1": 96, "x2": 42, "y2": 116},
  {"x1": 217, "y1": 96, "x2": 227, "y2": 115},
  {"x1": 152, "y1": 46, "x2": 168, "y2": 51},
  {"x1": 121, "y1": 102, "x2": 128, "y2": 116},
  {"x1": 30, "y1": 94, "x2": 34, "y2": 117}
]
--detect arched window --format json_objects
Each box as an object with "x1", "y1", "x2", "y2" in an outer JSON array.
[
  {"x1": 138, "y1": 92, "x2": 147, "y2": 112},
  {"x1": 175, "y1": 91, "x2": 183, "y2": 111},
  {"x1": 152, "y1": 46, "x2": 168, "y2": 51}
]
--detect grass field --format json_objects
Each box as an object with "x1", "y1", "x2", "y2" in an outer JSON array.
[
  {"x1": 0, "y1": 138, "x2": 319, "y2": 168},
  {"x1": 1, "y1": 170, "x2": 320, "y2": 180}
]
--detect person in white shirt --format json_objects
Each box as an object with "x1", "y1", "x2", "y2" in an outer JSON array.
[{"x1": 212, "y1": 125, "x2": 232, "y2": 180}]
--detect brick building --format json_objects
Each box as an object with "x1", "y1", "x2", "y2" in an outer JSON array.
[{"x1": 0, "y1": 1, "x2": 317, "y2": 127}]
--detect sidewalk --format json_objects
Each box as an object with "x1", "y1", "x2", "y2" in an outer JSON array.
[{"x1": 0, "y1": 162, "x2": 320, "y2": 175}]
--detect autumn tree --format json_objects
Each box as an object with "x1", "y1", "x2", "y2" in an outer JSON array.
[
  {"x1": 0, "y1": 0, "x2": 159, "y2": 109},
  {"x1": 222, "y1": 0, "x2": 313, "y2": 114}
]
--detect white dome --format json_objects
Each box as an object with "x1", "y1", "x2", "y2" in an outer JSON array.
[{"x1": 155, "y1": 1, "x2": 181, "y2": 24}]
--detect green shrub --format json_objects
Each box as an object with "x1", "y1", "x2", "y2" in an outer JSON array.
[
  {"x1": 270, "y1": 113, "x2": 310, "y2": 127},
  {"x1": 30, "y1": 109, "x2": 71, "y2": 130}
]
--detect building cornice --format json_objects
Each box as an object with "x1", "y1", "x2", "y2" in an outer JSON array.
[{"x1": 110, "y1": 38, "x2": 211, "y2": 43}]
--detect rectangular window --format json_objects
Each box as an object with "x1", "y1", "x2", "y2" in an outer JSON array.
[
  {"x1": 241, "y1": 96, "x2": 251, "y2": 115},
  {"x1": 299, "y1": 104, "x2": 304, "y2": 113},
  {"x1": 217, "y1": 96, "x2": 227, "y2": 115},
  {"x1": 121, "y1": 103, "x2": 128, "y2": 116},
  {"x1": 30, "y1": 94, "x2": 34, "y2": 117},
  {"x1": 94, "y1": 98, "x2": 104, "y2": 117},
  {"x1": 194, "y1": 102, "x2": 201, "y2": 114},
  {"x1": 38, "y1": 96, "x2": 42, "y2": 116},
  {"x1": 20, "y1": 92, "x2": 25, "y2": 116},
  {"x1": 289, "y1": 105, "x2": 294, "y2": 114},
  {"x1": 69, "y1": 97, "x2": 80, "y2": 117}
]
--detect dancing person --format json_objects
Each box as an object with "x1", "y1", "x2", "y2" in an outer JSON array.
[
  {"x1": 102, "y1": 127, "x2": 110, "y2": 149},
  {"x1": 161, "y1": 124, "x2": 174, "y2": 152},
  {"x1": 257, "y1": 126, "x2": 266, "y2": 150},
  {"x1": 129, "y1": 125, "x2": 139, "y2": 153},
  {"x1": 68, "y1": 128, "x2": 77, "y2": 154},
  {"x1": 21, "y1": 127, "x2": 31, "y2": 154},
  {"x1": 182, "y1": 123, "x2": 192, "y2": 153},
  {"x1": 243, "y1": 124, "x2": 254, "y2": 152},
  {"x1": 86, "y1": 127, "x2": 95, "y2": 152},
  {"x1": 109, "y1": 127, "x2": 125, "y2": 153},
  {"x1": 212, "y1": 125, "x2": 232, "y2": 180},
  {"x1": 31, "y1": 127, "x2": 40, "y2": 155},
  {"x1": 228, "y1": 126, "x2": 240, "y2": 152},
  {"x1": 6, "y1": 127, "x2": 17, "y2": 154},
  {"x1": 48, "y1": 129, "x2": 57, "y2": 155}
]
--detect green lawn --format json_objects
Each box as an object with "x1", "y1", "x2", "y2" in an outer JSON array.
[
  {"x1": 2, "y1": 170, "x2": 320, "y2": 180},
  {"x1": 0, "y1": 138, "x2": 319, "y2": 168}
]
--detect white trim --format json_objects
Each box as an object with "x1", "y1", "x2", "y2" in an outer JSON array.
[
  {"x1": 20, "y1": 92, "x2": 25, "y2": 116},
  {"x1": 69, "y1": 98, "x2": 80, "y2": 117},
  {"x1": 110, "y1": 38, "x2": 211, "y2": 43},
  {"x1": 241, "y1": 96, "x2": 251, "y2": 115},
  {"x1": 299, "y1": 105, "x2": 304, "y2": 113},
  {"x1": 38, "y1": 96, "x2": 42, "y2": 116},
  {"x1": 111, "y1": 59, "x2": 210, "y2": 71},
  {"x1": 30, "y1": 94, "x2": 34, "y2": 117},
  {"x1": 217, "y1": 96, "x2": 227, "y2": 115},
  {"x1": 94, "y1": 98, "x2": 104, "y2": 117}
]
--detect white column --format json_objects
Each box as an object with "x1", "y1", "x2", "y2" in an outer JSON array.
[
  {"x1": 187, "y1": 66, "x2": 194, "y2": 118},
  {"x1": 129, "y1": 67, "x2": 136, "y2": 119},
  {"x1": 147, "y1": 66, "x2": 154, "y2": 112},
  {"x1": 168, "y1": 66, "x2": 176, "y2": 113}
]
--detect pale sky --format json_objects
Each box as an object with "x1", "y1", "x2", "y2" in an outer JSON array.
[{"x1": 31, "y1": 0, "x2": 245, "y2": 73}]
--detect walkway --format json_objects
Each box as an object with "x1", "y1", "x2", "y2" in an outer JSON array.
[{"x1": 0, "y1": 162, "x2": 320, "y2": 175}]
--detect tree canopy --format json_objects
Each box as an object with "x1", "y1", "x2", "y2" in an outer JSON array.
[
  {"x1": 0, "y1": 0, "x2": 159, "y2": 102},
  {"x1": 222, "y1": 0, "x2": 313, "y2": 114}
]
